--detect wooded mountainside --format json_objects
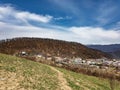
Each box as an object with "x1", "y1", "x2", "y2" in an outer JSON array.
[{"x1": 0, "y1": 38, "x2": 110, "y2": 59}]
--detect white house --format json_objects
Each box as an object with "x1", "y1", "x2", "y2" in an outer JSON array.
[
  {"x1": 74, "y1": 58, "x2": 82, "y2": 64},
  {"x1": 21, "y1": 51, "x2": 27, "y2": 56}
]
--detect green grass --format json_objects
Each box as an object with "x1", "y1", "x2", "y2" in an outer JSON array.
[
  {"x1": 57, "y1": 68, "x2": 120, "y2": 90},
  {"x1": 0, "y1": 53, "x2": 120, "y2": 90},
  {"x1": 0, "y1": 53, "x2": 59, "y2": 90}
]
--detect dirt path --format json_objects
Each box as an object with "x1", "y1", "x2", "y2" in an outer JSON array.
[{"x1": 49, "y1": 66, "x2": 72, "y2": 90}]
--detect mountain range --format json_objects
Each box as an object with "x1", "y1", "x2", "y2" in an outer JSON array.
[{"x1": 87, "y1": 44, "x2": 120, "y2": 59}]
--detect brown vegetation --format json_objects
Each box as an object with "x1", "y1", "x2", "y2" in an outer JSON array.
[
  {"x1": 23, "y1": 56, "x2": 120, "y2": 82},
  {"x1": 0, "y1": 37, "x2": 110, "y2": 59}
]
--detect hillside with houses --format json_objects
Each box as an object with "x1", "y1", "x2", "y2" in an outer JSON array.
[
  {"x1": 0, "y1": 53, "x2": 120, "y2": 90},
  {"x1": 17, "y1": 50, "x2": 120, "y2": 81},
  {"x1": 0, "y1": 38, "x2": 120, "y2": 81}
]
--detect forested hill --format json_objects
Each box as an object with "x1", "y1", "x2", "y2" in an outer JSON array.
[
  {"x1": 87, "y1": 44, "x2": 120, "y2": 59},
  {"x1": 0, "y1": 38, "x2": 110, "y2": 59}
]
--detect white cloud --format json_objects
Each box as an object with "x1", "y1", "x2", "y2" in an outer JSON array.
[
  {"x1": 54, "y1": 16, "x2": 72, "y2": 20},
  {"x1": 0, "y1": 5, "x2": 120, "y2": 45},
  {"x1": 0, "y1": 21, "x2": 77, "y2": 42},
  {"x1": 15, "y1": 12, "x2": 52, "y2": 23},
  {"x1": 69, "y1": 27, "x2": 120, "y2": 44},
  {"x1": 0, "y1": 5, "x2": 53, "y2": 25},
  {"x1": 0, "y1": 21, "x2": 120, "y2": 45}
]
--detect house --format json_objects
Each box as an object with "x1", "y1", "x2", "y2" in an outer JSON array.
[
  {"x1": 36, "y1": 54, "x2": 43, "y2": 58},
  {"x1": 47, "y1": 56, "x2": 52, "y2": 60},
  {"x1": 74, "y1": 58, "x2": 82, "y2": 64},
  {"x1": 20, "y1": 51, "x2": 27, "y2": 56},
  {"x1": 90, "y1": 61, "x2": 96, "y2": 65},
  {"x1": 54, "y1": 57, "x2": 63, "y2": 63},
  {"x1": 86, "y1": 60, "x2": 96, "y2": 65},
  {"x1": 86, "y1": 61, "x2": 92, "y2": 65},
  {"x1": 118, "y1": 62, "x2": 120, "y2": 67},
  {"x1": 82, "y1": 60, "x2": 86, "y2": 63},
  {"x1": 103, "y1": 61, "x2": 113, "y2": 66}
]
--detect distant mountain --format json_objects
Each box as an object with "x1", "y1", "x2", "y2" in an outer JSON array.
[
  {"x1": 87, "y1": 44, "x2": 120, "y2": 59},
  {"x1": 0, "y1": 37, "x2": 110, "y2": 59},
  {"x1": 109, "y1": 50, "x2": 120, "y2": 59}
]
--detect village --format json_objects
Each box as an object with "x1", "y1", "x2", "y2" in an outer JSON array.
[{"x1": 18, "y1": 51, "x2": 120, "y2": 72}]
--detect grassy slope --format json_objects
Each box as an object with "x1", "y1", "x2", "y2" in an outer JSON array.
[
  {"x1": 57, "y1": 68, "x2": 120, "y2": 90},
  {"x1": 0, "y1": 54, "x2": 58, "y2": 90},
  {"x1": 0, "y1": 53, "x2": 120, "y2": 90}
]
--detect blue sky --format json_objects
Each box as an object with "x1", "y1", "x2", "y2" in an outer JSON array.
[{"x1": 0, "y1": 0, "x2": 120, "y2": 44}]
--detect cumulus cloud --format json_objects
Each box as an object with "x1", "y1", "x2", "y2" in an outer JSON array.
[
  {"x1": 0, "y1": 21, "x2": 120, "y2": 45},
  {"x1": 0, "y1": 21, "x2": 77, "y2": 42},
  {"x1": 0, "y1": 5, "x2": 53, "y2": 25},
  {"x1": 0, "y1": 5, "x2": 120, "y2": 45},
  {"x1": 69, "y1": 27, "x2": 120, "y2": 44}
]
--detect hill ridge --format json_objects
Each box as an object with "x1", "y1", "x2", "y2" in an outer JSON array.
[{"x1": 0, "y1": 37, "x2": 110, "y2": 59}]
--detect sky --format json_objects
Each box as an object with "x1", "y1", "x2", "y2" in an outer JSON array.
[{"x1": 0, "y1": 0, "x2": 120, "y2": 45}]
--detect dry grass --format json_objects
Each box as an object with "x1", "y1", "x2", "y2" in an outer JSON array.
[
  {"x1": 0, "y1": 53, "x2": 59, "y2": 90},
  {"x1": 57, "y1": 67, "x2": 120, "y2": 90},
  {"x1": 0, "y1": 53, "x2": 120, "y2": 90}
]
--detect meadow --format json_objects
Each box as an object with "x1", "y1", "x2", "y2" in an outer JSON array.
[{"x1": 0, "y1": 53, "x2": 120, "y2": 90}]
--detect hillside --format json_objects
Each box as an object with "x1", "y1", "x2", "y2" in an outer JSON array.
[
  {"x1": 87, "y1": 44, "x2": 120, "y2": 59},
  {"x1": 87, "y1": 44, "x2": 120, "y2": 52},
  {"x1": 0, "y1": 53, "x2": 120, "y2": 90},
  {"x1": 108, "y1": 50, "x2": 120, "y2": 59},
  {"x1": 0, "y1": 38, "x2": 110, "y2": 59}
]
